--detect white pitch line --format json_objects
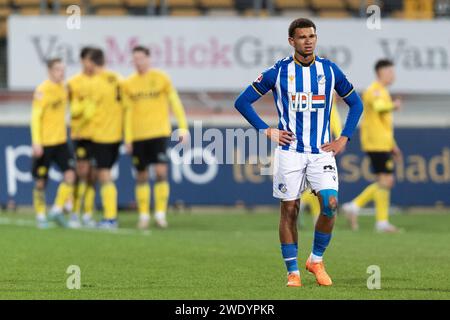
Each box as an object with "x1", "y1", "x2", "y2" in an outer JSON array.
[{"x1": 0, "y1": 217, "x2": 152, "y2": 236}]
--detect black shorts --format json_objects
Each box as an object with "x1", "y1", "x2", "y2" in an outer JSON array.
[
  {"x1": 73, "y1": 139, "x2": 94, "y2": 161},
  {"x1": 367, "y1": 152, "x2": 394, "y2": 174},
  {"x1": 32, "y1": 143, "x2": 75, "y2": 179},
  {"x1": 92, "y1": 142, "x2": 121, "y2": 169},
  {"x1": 132, "y1": 137, "x2": 169, "y2": 171}
]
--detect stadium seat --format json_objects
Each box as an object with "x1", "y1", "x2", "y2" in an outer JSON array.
[
  {"x1": 318, "y1": 9, "x2": 351, "y2": 17},
  {"x1": 279, "y1": 9, "x2": 314, "y2": 17},
  {"x1": 17, "y1": 6, "x2": 42, "y2": 15},
  {"x1": 95, "y1": 6, "x2": 127, "y2": 15},
  {"x1": 170, "y1": 8, "x2": 201, "y2": 15},
  {"x1": 199, "y1": 0, "x2": 233, "y2": 9},
  {"x1": 0, "y1": 19, "x2": 6, "y2": 38},
  {"x1": 205, "y1": 8, "x2": 238, "y2": 16},
  {"x1": 13, "y1": 0, "x2": 41, "y2": 5},
  {"x1": 346, "y1": 0, "x2": 378, "y2": 10},
  {"x1": 243, "y1": 8, "x2": 270, "y2": 17},
  {"x1": 275, "y1": 0, "x2": 309, "y2": 9},
  {"x1": 49, "y1": 0, "x2": 84, "y2": 6},
  {"x1": 0, "y1": 7, "x2": 11, "y2": 18},
  {"x1": 310, "y1": 0, "x2": 346, "y2": 10},
  {"x1": 124, "y1": 0, "x2": 154, "y2": 7},
  {"x1": 166, "y1": 0, "x2": 197, "y2": 8},
  {"x1": 90, "y1": 0, "x2": 124, "y2": 6}
]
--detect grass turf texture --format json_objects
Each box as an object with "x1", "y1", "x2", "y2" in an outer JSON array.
[{"x1": 0, "y1": 210, "x2": 449, "y2": 299}]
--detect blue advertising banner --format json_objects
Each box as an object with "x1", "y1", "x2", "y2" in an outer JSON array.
[{"x1": 0, "y1": 126, "x2": 449, "y2": 207}]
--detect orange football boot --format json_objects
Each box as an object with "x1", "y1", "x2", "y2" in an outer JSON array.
[
  {"x1": 305, "y1": 257, "x2": 332, "y2": 286},
  {"x1": 286, "y1": 272, "x2": 302, "y2": 287}
]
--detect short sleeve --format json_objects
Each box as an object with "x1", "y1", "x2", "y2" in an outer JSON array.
[
  {"x1": 331, "y1": 62, "x2": 354, "y2": 98},
  {"x1": 251, "y1": 62, "x2": 279, "y2": 96}
]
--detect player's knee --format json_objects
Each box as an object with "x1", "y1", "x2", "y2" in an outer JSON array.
[
  {"x1": 64, "y1": 170, "x2": 76, "y2": 185},
  {"x1": 319, "y1": 189, "x2": 338, "y2": 218},
  {"x1": 282, "y1": 200, "x2": 299, "y2": 219},
  {"x1": 35, "y1": 179, "x2": 46, "y2": 190}
]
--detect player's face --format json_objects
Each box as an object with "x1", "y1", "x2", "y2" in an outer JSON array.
[
  {"x1": 49, "y1": 62, "x2": 65, "y2": 83},
  {"x1": 378, "y1": 66, "x2": 396, "y2": 86},
  {"x1": 81, "y1": 57, "x2": 95, "y2": 74},
  {"x1": 288, "y1": 27, "x2": 317, "y2": 57},
  {"x1": 132, "y1": 52, "x2": 150, "y2": 73}
]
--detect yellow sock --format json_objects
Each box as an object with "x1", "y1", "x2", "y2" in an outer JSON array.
[
  {"x1": 375, "y1": 187, "x2": 390, "y2": 223},
  {"x1": 84, "y1": 185, "x2": 96, "y2": 216},
  {"x1": 136, "y1": 183, "x2": 150, "y2": 217},
  {"x1": 302, "y1": 191, "x2": 321, "y2": 218},
  {"x1": 101, "y1": 182, "x2": 117, "y2": 220},
  {"x1": 54, "y1": 182, "x2": 74, "y2": 209},
  {"x1": 354, "y1": 182, "x2": 378, "y2": 208},
  {"x1": 73, "y1": 181, "x2": 87, "y2": 215},
  {"x1": 33, "y1": 188, "x2": 46, "y2": 217},
  {"x1": 154, "y1": 181, "x2": 170, "y2": 214}
]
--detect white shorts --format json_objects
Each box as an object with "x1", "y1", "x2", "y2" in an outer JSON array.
[{"x1": 272, "y1": 148, "x2": 339, "y2": 201}]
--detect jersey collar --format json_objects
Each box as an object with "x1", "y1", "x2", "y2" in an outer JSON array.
[{"x1": 293, "y1": 54, "x2": 316, "y2": 67}]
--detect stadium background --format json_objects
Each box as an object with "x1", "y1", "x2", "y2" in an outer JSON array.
[{"x1": 0, "y1": 0, "x2": 449, "y2": 211}]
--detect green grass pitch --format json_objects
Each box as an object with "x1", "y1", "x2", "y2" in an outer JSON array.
[{"x1": 0, "y1": 209, "x2": 449, "y2": 299}]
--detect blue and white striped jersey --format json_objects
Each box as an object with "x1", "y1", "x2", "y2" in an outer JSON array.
[{"x1": 251, "y1": 55, "x2": 355, "y2": 154}]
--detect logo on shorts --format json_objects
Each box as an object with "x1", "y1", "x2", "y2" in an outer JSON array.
[
  {"x1": 37, "y1": 166, "x2": 47, "y2": 177},
  {"x1": 278, "y1": 183, "x2": 287, "y2": 193},
  {"x1": 323, "y1": 165, "x2": 336, "y2": 173},
  {"x1": 76, "y1": 147, "x2": 86, "y2": 158}
]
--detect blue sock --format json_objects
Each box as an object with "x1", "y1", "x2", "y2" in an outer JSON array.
[
  {"x1": 312, "y1": 231, "x2": 332, "y2": 258},
  {"x1": 281, "y1": 243, "x2": 298, "y2": 273}
]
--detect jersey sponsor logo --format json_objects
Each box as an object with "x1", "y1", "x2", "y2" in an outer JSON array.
[{"x1": 289, "y1": 92, "x2": 326, "y2": 112}]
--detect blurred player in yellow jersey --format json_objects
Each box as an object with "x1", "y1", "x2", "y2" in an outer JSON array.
[
  {"x1": 299, "y1": 96, "x2": 342, "y2": 225},
  {"x1": 122, "y1": 46, "x2": 188, "y2": 229},
  {"x1": 31, "y1": 58, "x2": 76, "y2": 228},
  {"x1": 88, "y1": 48, "x2": 124, "y2": 229},
  {"x1": 342, "y1": 59, "x2": 402, "y2": 233},
  {"x1": 67, "y1": 47, "x2": 98, "y2": 227}
]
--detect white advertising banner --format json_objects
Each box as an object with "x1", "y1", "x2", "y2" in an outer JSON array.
[{"x1": 7, "y1": 15, "x2": 450, "y2": 93}]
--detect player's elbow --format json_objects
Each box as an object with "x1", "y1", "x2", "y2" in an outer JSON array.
[
  {"x1": 234, "y1": 93, "x2": 246, "y2": 112},
  {"x1": 345, "y1": 91, "x2": 363, "y2": 115}
]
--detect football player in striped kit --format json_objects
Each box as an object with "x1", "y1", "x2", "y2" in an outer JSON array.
[{"x1": 235, "y1": 18, "x2": 363, "y2": 287}]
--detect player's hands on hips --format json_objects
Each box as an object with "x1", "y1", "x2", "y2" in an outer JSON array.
[
  {"x1": 264, "y1": 128, "x2": 295, "y2": 146},
  {"x1": 32, "y1": 144, "x2": 43, "y2": 158},
  {"x1": 125, "y1": 143, "x2": 133, "y2": 155},
  {"x1": 321, "y1": 136, "x2": 348, "y2": 156},
  {"x1": 392, "y1": 145, "x2": 403, "y2": 163}
]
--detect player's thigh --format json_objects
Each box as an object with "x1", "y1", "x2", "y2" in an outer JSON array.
[
  {"x1": 132, "y1": 140, "x2": 150, "y2": 172},
  {"x1": 147, "y1": 137, "x2": 170, "y2": 165},
  {"x1": 272, "y1": 148, "x2": 307, "y2": 201},
  {"x1": 31, "y1": 147, "x2": 52, "y2": 180},
  {"x1": 367, "y1": 152, "x2": 394, "y2": 175},
  {"x1": 73, "y1": 139, "x2": 91, "y2": 162},
  {"x1": 53, "y1": 143, "x2": 75, "y2": 175},
  {"x1": 306, "y1": 152, "x2": 339, "y2": 193},
  {"x1": 306, "y1": 153, "x2": 339, "y2": 216},
  {"x1": 92, "y1": 142, "x2": 120, "y2": 170}
]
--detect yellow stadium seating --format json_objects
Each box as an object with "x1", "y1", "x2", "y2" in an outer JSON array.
[
  {"x1": 318, "y1": 9, "x2": 351, "y2": 17},
  {"x1": 199, "y1": 0, "x2": 233, "y2": 8},
  {"x1": 124, "y1": 0, "x2": 155, "y2": 7},
  {"x1": 170, "y1": 8, "x2": 201, "y2": 15},
  {"x1": 13, "y1": 0, "x2": 41, "y2": 6},
  {"x1": 17, "y1": 6, "x2": 41, "y2": 15},
  {"x1": 95, "y1": 6, "x2": 128, "y2": 15},
  {"x1": 275, "y1": 0, "x2": 309, "y2": 9},
  {"x1": 0, "y1": 6, "x2": 11, "y2": 18},
  {"x1": 90, "y1": 0, "x2": 124, "y2": 6},
  {"x1": 310, "y1": 0, "x2": 345, "y2": 10},
  {"x1": 166, "y1": 0, "x2": 197, "y2": 7}
]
